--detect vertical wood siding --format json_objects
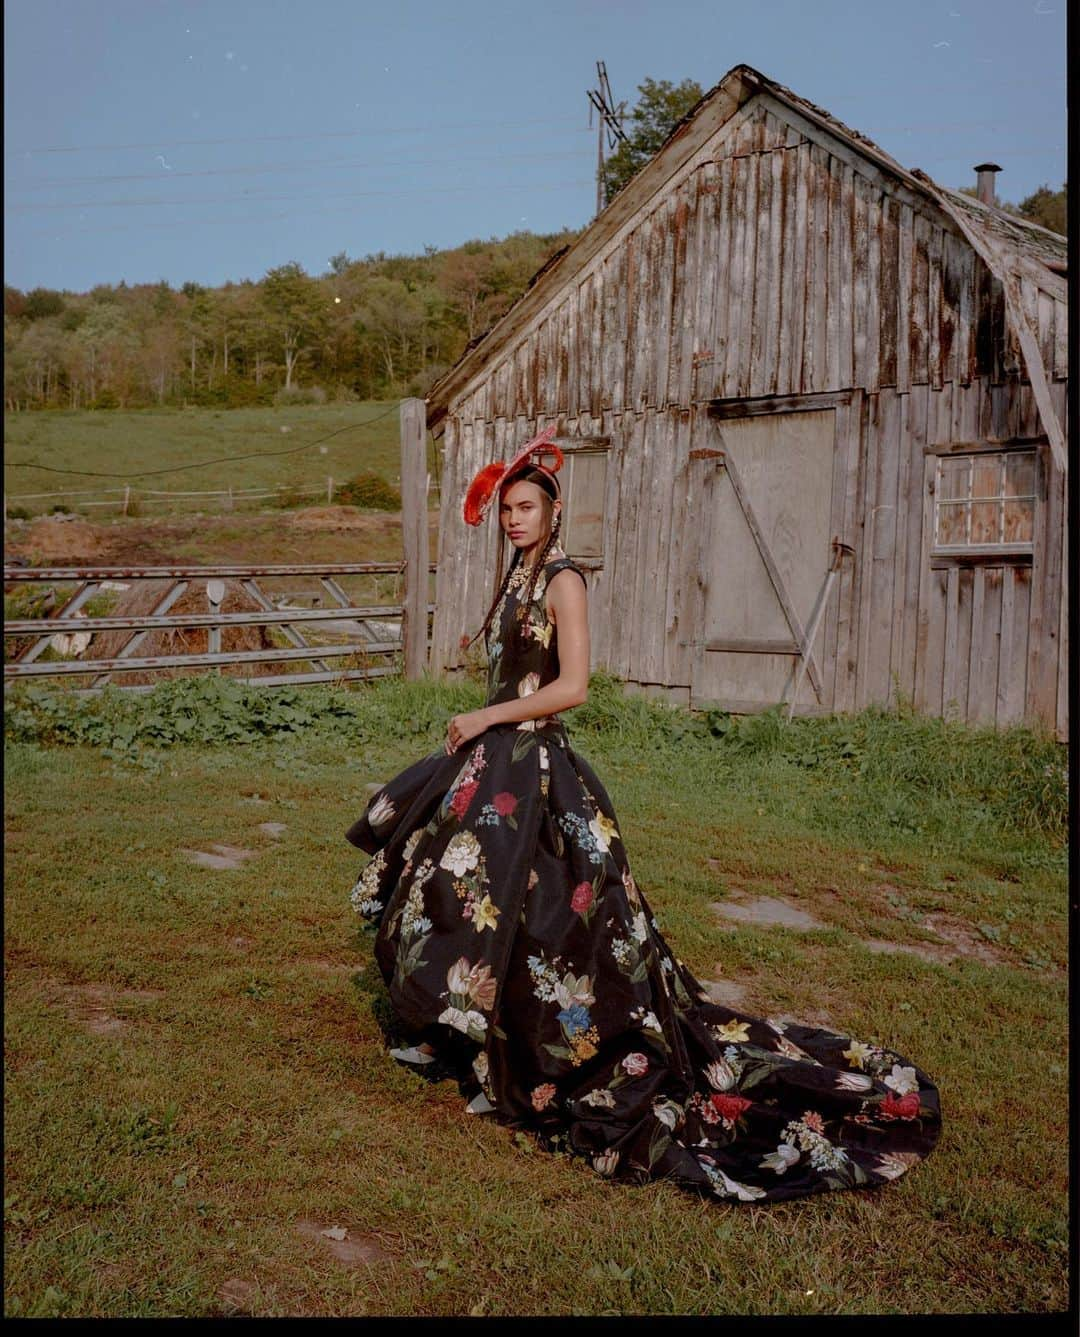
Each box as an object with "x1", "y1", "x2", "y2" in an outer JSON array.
[{"x1": 432, "y1": 92, "x2": 1067, "y2": 737}]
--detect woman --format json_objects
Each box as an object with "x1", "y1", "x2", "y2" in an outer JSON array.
[{"x1": 346, "y1": 425, "x2": 941, "y2": 1204}]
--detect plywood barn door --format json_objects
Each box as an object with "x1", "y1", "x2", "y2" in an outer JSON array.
[{"x1": 691, "y1": 409, "x2": 837, "y2": 711}]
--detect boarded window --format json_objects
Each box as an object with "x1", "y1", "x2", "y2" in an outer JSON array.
[
  {"x1": 558, "y1": 446, "x2": 609, "y2": 560},
  {"x1": 933, "y1": 449, "x2": 1036, "y2": 554}
]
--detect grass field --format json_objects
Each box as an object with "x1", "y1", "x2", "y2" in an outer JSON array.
[
  {"x1": 3, "y1": 676, "x2": 1069, "y2": 1317},
  {"x1": 4, "y1": 404, "x2": 428, "y2": 516}
]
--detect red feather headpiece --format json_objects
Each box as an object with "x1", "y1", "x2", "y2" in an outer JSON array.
[{"x1": 462, "y1": 423, "x2": 564, "y2": 526}]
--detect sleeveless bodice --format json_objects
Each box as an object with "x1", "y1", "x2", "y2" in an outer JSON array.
[{"x1": 483, "y1": 552, "x2": 586, "y2": 720}]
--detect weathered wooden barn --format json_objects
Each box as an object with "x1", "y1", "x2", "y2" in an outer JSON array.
[{"x1": 424, "y1": 63, "x2": 1069, "y2": 739}]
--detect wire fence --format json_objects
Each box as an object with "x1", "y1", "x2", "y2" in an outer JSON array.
[{"x1": 6, "y1": 478, "x2": 379, "y2": 517}]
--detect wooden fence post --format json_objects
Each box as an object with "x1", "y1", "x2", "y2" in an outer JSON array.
[{"x1": 400, "y1": 397, "x2": 429, "y2": 679}]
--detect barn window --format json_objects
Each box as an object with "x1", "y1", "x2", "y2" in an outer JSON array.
[
  {"x1": 932, "y1": 449, "x2": 1036, "y2": 555},
  {"x1": 555, "y1": 442, "x2": 609, "y2": 561}
]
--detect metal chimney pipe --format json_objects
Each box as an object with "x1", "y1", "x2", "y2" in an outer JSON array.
[{"x1": 973, "y1": 162, "x2": 1002, "y2": 207}]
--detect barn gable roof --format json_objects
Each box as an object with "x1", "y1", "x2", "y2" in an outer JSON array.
[{"x1": 425, "y1": 62, "x2": 1066, "y2": 461}]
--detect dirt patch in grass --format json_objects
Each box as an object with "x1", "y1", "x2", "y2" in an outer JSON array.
[
  {"x1": 181, "y1": 844, "x2": 256, "y2": 870},
  {"x1": 297, "y1": 958, "x2": 362, "y2": 975},
  {"x1": 294, "y1": 1219, "x2": 396, "y2": 1267},
  {"x1": 218, "y1": 1277, "x2": 259, "y2": 1313},
  {"x1": 11, "y1": 516, "x2": 109, "y2": 563},
  {"x1": 858, "y1": 937, "x2": 957, "y2": 966},
  {"x1": 286, "y1": 506, "x2": 389, "y2": 531},
  {"x1": 40, "y1": 977, "x2": 165, "y2": 1036},
  {"x1": 5, "y1": 509, "x2": 418, "y2": 569},
  {"x1": 918, "y1": 913, "x2": 1008, "y2": 967}
]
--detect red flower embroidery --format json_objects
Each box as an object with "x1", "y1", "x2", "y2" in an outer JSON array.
[
  {"x1": 531, "y1": 1082, "x2": 557, "y2": 1112},
  {"x1": 450, "y1": 778, "x2": 479, "y2": 819},
  {"x1": 881, "y1": 1092, "x2": 920, "y2": 1120},
  {"x1": 492, "y1": 791, "x2": 518, "y2": 817},
  {"x1": 709, "y1": 1093, "x2": 752, "y2": 1122},
  {"x1": 571, "y1": 881, "x2": 594, "y2": 913}
]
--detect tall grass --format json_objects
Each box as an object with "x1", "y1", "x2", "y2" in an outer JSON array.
[{"x1": 4, "y1": 670, "x2": 1066, "y2": 853}]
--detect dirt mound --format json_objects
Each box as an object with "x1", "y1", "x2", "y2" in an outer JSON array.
[
  {"x1": 287, "y1": 505, "x2": 386, "y2": 531},
  {"x1": 89, "y1": 578, "x2": 282, "y2": 684},
  {"x1": 11, "y1": 515, "x2": 108, "y2": 563}
]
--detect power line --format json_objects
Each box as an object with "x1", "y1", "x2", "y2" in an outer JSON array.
[
  {"x1": 4, "y1": 404, "x2": 401, "y2": 479},
  {"x1": 19, "y1": 178, "x2": 597, "y2": 238},
  {"x1": 7, "y1": 168, "x2": 597, "y2": 214},
  {"x1": 6, "y1": 148, "x2": 594, "y2": 197},
  {"x1": 5, "y1": 116, "x2": 592, "y2": 158}
]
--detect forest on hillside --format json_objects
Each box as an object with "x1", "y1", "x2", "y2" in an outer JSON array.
[{"x1": 2, "y1": 230, "x2": 580, "y2": 413}]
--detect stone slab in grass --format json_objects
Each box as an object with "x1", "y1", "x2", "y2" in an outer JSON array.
[
  {"x1": 696, "y1": 976, "x2": 750, "y2": 1008},
  {"x1": 709, "y1": 897, "x2": 825, "y2": 931},
  {"x1": 294, "y1": 1219, "x2": 395, "y2": 1266},
  {"x1": 859, "y1": 937, "x2": 955, "y2": 965},
  {"x1": 182, "y1": 844, "x2": 256, "y2": 870}
]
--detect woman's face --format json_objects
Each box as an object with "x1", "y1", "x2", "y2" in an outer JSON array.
[{"x1": 499, "y1": 478, "x2": 557, "y2": 554}]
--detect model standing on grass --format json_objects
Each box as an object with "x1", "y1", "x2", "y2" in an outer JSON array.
[{"x1": 345, "y1": 424, "x2": 942, "y2": 1204}]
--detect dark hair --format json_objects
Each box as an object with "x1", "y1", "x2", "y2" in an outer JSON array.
[{"x1": 467, "y1": 468, "x2": 562, "y2": 651}]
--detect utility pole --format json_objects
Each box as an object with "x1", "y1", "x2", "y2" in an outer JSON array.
[{"x1": 587, "y1": 60, "x2": 628, "y2": 217}]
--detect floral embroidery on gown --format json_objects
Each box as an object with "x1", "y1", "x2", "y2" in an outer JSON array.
[{"x1": 345, "y1": 551, "x2": 942, "y2": 1204}]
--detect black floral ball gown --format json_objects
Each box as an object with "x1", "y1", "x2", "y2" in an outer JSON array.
[{"x1": 346, "y1": 551, "x2": 942, "y2": 1204}]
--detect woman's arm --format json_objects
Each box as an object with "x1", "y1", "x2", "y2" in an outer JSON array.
[{"x1": 445, "y1": 569, "x2": 589, "y2": 752}]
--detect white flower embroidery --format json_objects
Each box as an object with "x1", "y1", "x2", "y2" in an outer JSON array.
[
  {"x1": 440, "y1": 831, "x2": 481, "y2": 878},
  {"x1": 708, "y1": 1166, "x2": 767, "y2": 1201},
  {"x1": 437, "y1": 1006, "x2": 488, "y2": 1036},
  {"x1": 873, "y1": 1152, "x2": 920, "y2": 1180},
  {"x1": 760, "y1": 1143, "x2": 801, "y2": 1175},
  {"x1": 447, "y1": 957, "x2": 472, "y2": 994},
  {"x1": 835, "y1": 1071, "x2": 874, "y2": 1092},
  {"x1": 349, "y1": 850, "x2": 386, "y2": 914},
  {"x1": 368, "y1": 792, "x2": 396, "y2": 829},
  {"x1": 705, "y1": 1059, "x2": 736, "y2": 1092},
  {"x1": 592, "y1": 1149, "x2": 620, "y2": 1176},
  {"x1": 553, "y1": 971, "x2": 596, "y2": 1010},
  {"x1": 651, "y1": 1098, "x2": 683, "y2": 1130},
  {"x1": 883, "y1": 1064, "x2": 919, "y2": 1097},
  {"x1": 581, "y1": 1088, "x2": 616, "y2": 1109}
]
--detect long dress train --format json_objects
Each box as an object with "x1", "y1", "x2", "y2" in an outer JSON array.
[{"x1": 345, "y1": 552, "x2": 942, "y2": 1204}]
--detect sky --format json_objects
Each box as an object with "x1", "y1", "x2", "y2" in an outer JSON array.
[{"x1": 3, "y1": 0, "x2": 1068, "y2": 294}]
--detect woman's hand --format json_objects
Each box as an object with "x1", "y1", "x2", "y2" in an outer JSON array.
[{"x1": 446, "y1": 708, "x2": 492, "y2": 754}]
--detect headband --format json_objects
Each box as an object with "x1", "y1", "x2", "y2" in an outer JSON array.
[{"x1": 462, "y1": 423, "x2": 564, "y2": 526}]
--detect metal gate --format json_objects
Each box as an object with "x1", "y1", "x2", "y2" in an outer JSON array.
[{"x1": 3, "y1": 562, "x2": 433, "y2": 691}]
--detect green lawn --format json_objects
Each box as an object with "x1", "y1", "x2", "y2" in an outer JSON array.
[
  {"x1": 3, "y1": 677, "x2": 1068, "y2": 1316},
  {"x1": 4, "y1": 404, "x2": 426, "y2": 516}
]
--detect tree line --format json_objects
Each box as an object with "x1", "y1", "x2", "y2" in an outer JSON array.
[{"x1": 3, "y1": 230, "x2": 579, "y2": 412}]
